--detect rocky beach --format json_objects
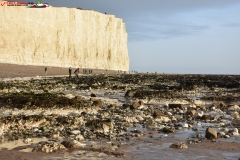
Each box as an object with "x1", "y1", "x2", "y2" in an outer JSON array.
[{"x1": 0, "y1": 71, "x2": 240, "y2": 159}]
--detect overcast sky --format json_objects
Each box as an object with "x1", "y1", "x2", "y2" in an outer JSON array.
[{"x1": 46, "y1": 0, "x2": 240, "y2": 74}]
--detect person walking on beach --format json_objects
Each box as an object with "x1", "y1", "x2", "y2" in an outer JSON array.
[
  {"x1": 44, "y1": 67, "x2": 47, "y2": 75},
  {"x1": 69, "y1": 67, "x2": 72, "y2": 78},
  {"x1": 74, "y1": 68, "x2": 80, "y2": 78}
]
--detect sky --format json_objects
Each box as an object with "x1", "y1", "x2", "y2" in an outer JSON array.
[{"x1": 46, "y1": 0, "x2": 240, "y2": 74}]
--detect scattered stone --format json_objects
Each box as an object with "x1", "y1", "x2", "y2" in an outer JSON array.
[
  {"x1": 131, "y1": 101, "x2": 143, "y2": 109},
  {"x1": 168, "y1": 104, "x2": 184, "y2": 110},
  {"x1": 205, "y1": 127, "x2": 217, "y2": 140},
  {"x1": 219, "y1": 102, "x2": 226, "y2": 108},
  {"x1": 61, "y1": 140, "x2": 77, "y2": 148},
  {"x1": 201, "y1": 115, "x2": 211, "y2": 121},
  {"x1": 91, "y1": 93, "x2": 97, "y2": 97},
  {"x1": 71, "y1": 130, "x2": 81, "y2": 135},
  {"x1": 228, "y1": 105, "x2": 240, "y2": 111},
  {"x1": 232, "y1": 128, "x2": 239, "y2": 136},
  {"x1": 75, "y1": 134, "x2": 85, "y2": 141},
  {"x1": 162, "y1": 127, "x2": 175, "y2": 133},
  {"x1": 186, "y1": 109, "x2": 196, "y2": 117},
  {"x1": 231, "y1": 118, "x2": 240, "y2": 125},
  {"x1": 155, "y1": 116, "x2": 170, "y2": 123},
  {"x1": 23, "y1": 138, "x2": 33, "y2": 144},
  {"x1": 169, "y1": 142, "x2": 188, "y2": 149},
  {"x1": 92, "y1": 99, "x2": 103, "y2": 107},
  {"x1": 109, "y1": 104, "x2": 116, "y2": 109},
  {"x1": 32, "y1": 141, "x2": 65, "y2": 153}
]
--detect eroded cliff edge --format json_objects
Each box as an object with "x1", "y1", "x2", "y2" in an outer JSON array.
[{"x1": 0, "y1": 6, "x2": 129, "y2": 71}]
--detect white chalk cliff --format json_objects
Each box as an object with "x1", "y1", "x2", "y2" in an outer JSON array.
[{"x1": 0, "y1": 6, "x2": 129, "y2": 71}]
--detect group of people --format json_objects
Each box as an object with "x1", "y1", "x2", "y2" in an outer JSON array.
[
  {"x1": 69, "y1": 67, "x2": 93, "y2": 78},
  {"x1": 83, "y1": 69, "x2": 92, "y2": 74},
  {"x1": 68, "y1": 67, "x2": 80, "y2": 78}
]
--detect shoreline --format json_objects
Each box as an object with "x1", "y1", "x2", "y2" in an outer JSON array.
[{"x1": 0, "y1": 63, "x2": 122, "y2": 78}]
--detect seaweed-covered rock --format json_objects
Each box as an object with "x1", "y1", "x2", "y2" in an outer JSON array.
[
  {"x1": 169, "y1": 142, "x2": 188, "y2": 149},
  {"x1": 32, "y1": 141, "x2": 65, "y2": 153}
]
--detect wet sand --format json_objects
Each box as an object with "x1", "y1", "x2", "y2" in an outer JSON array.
[{"x1": 0, "y1": 63, "x2": 120, "y2": 78}]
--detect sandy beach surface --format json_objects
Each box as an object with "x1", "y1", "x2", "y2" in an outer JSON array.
[{"x1": 0, "y1": 63, "x2": 119, "y2": 78}]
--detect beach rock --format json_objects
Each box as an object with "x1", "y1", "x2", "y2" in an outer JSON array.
[
  {"x1": 231, "y1": 112, "x2": 239, "y2": 119},
  {"x1": 109, "y1": 104, "x2": 116, "y2": 109},
  {"x1": 181, "y1": 122, "x2": 189, "y2": 128},
  {"x1": 65, "y1": 94, "x2": 75, "y2": 99},
  {"x1": 186, "y1": 109, "x2": 196, "y2": 117},
  {"x1": 162, "y1": 127, "x2": 175, "y2": 133},
  {"x1": 75, "y1": 96, "x2": 82, "y2": 100},
  {"x1": 131, "y1": 101, "x2": 144, "y2": 109},
  {"x1": 92, "y1": 99, "x2": 103, "y2": 107},
  {"x1": 155, "y1": 116, "x2": 170, "y2": 123},
  {"x1": 169, "y1": 142, "x2": 188, "y2": 149},
  {"x1": 219, "y1": 132, "x2": 226, "y2": 137},
  {"x1": 125, "y1": 116, "x2": 139, "y2": 123},
  {"x1": 75, "y1": 134, "x2": 85, "y2": 141},
  {"x1": 194, "y1": 100, "x2": 205, "y2": 105},
  {"x1": 90, "y1": 93, "x2": 97, "y2": 97},
  {"x1": 168, "y1": 104, "x2": 184, "y2": 110},
  {"x1": 232, "y1": 128, "x2": 239, "y2": 136},
  {"x1": 188, "y1": 104, "x2": 196, "y2": 109},
  {"x1": 228, "y1": 105, "x2": 240, "y2": 111},
  {"x1": 61, "y1": 140, "x2": 77, "y2": 148},
  {"x1": 201, "y1": 115, "x2": 211, "y2": 121},
  {"x1": 23, "y1": 138, "x2": 33, "y2": 144},
  {"x1": 232, "y1": 118, "x2": 240, "y2": 125},
  {"x1": 153, "y1": 110, "x2": 164, "y2": 117},
  {"x1": 136, "y1": 115, "x2": 144, "y2": 121},
  {"x1": 90, "y1": 98, "x2": 96, "y2": 101},
  {"x1": 195, "y1": 110, "x2": 204, "y2": 117},
  {"x1": 71, "y1": 130, "x2": 81, "y2": 135},
  {"x1": 32, "y1": 141, "x2": 65, "y2": 153},
  {"x1": 219, "y1": 102, "x2": 226, "y2": 108},
  {"x1": 205, "y1": 127, "x2": 217, "y2": 140},
  {"x1": 220, "y1": 128, "x2": 229, "y2": 133},
  {"x1": 122, "y1": 104, "x2": 130, "y2": 109},
  {"x1": 125, "y1": 90, "x2": 136, "y2": 97}
]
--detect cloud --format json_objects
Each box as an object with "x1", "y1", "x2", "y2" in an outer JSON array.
[
  {"x1": 222, "y1": 23, "x2": 240, "y2": 27},
  {"x1": 127, "y1": 18, "x2": 210, "y2": 41}
]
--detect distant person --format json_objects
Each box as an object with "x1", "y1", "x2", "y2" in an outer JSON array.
[
  {"x1": 69, "y1": 67, "x2": 72, "y2": 78},
  {"x1": 74, "y1": 68, "x2": 79, "y2": 78},
  {"x1": 44, "y1": 67, "x2": 47, "y2": 75},
  {"x1": 105, "y1": 12, "x2": 106, "y2": 14}
]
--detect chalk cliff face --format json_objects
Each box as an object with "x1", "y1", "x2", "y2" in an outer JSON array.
[{"x1": 0, "y1": 6, "x2": 129, "y2": 71}]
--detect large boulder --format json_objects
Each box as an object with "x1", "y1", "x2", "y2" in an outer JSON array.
[{"x1": 205, "y1": 127, "x2": 217, "y2": 140}]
